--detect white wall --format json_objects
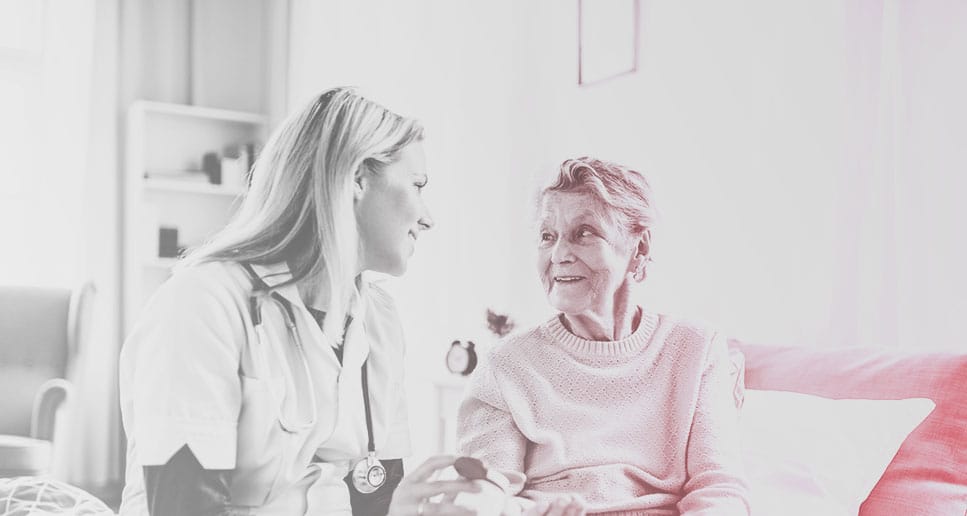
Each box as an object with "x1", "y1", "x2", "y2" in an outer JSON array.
[
  {"x1": 288, "y1": 0, "x2": 967, "y2": 459},
  {"x1": 500, "y1": 1, "x2": 851, "y2": 349}
]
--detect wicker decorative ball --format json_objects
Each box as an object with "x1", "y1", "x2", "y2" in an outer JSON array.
[{"x1": 0, "y1": 477, "x2": 114, "y2": 516}]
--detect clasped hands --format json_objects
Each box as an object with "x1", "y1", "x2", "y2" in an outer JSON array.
[{"x1": 387, "y1": 455, "x2": 585, "y2": 516}]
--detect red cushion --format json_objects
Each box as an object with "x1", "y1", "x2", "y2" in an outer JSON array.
[{"x1": 729, "y1": 340, "x2": 967, "y2": 516}]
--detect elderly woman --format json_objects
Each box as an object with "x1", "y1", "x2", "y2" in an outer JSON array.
[{"x1": 457, "y1": 157, "x2": 749, "y2": 516}]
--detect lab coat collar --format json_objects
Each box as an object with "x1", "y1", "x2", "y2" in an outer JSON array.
[
  {"x1": 247, "y1": 262, "x2": 370, "y2": 358},
  {"x1": 247, "y1": 262, "x2": 368, "y2": 311},
  {"x1": 248, "y1": 261, "x2": 303, "y2": 309}
]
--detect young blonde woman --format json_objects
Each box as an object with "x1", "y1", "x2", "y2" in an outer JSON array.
[{"x1": 119, "y1": 88, "x2": 480, "y2": 516}]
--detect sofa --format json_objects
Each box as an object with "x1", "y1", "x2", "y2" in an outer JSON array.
[
  {"x1": 2, "y1": 336, "x2": 962, "y2": 515},
  {"x1": 730, "y1": 340, "x2": 967, "y2": 516}
]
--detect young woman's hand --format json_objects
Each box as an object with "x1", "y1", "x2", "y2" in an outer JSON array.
[
  {"x1": 388, "y1": 455, "x2": 481, "y2": 516},
  {"x1": 507, "y1": 494, "x2": 586, "y2": 516}
]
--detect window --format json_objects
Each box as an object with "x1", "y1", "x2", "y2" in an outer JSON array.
[{"x1": 0, "y1": 0, "x2": 93, "y2": 287}]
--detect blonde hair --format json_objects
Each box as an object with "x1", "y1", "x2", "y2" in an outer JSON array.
[{"x1": 181, "y1": 87, "x2": 424, "y2": 335}]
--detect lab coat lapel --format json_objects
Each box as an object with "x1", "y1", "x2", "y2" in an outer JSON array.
[
  {"x1": 340, "y1": 282, "x2": 371, "y2": 371},
  {"x1": 248, "y1": 262, "x2": 302, "y2": 307},
  {"x1": 247, "y1": 262, "x2": 350, "y2": 453}
]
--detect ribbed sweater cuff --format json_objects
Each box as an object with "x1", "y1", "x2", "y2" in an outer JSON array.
[{"x1": 543, "y1": 310, "x2": 659, "y2": 356}]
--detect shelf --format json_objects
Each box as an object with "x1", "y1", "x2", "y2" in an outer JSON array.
[
  {"x1": 144, "y1": 177, "x2": 246, "y2": 197},
  {"x1": 133, "y1": 100, "x2": 267, "y2": 126},
  {"x1": 144, "y1": 257, "x2": 179, "y2": 269}
]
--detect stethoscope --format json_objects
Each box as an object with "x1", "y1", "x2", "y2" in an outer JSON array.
[{"x1": 241, "y1": 263, "x2": 387, "y2": 494}]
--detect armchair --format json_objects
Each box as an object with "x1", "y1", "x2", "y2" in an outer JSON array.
[{"x1": 0, "y1": 282, "x2": 95, "y2": 477}]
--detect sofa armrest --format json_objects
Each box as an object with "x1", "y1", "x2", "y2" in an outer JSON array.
[
  {"x1": 67, "y1": 282, "x2": 96, "y2": 361},
  {"x1": 31, "y1": 378, "x2": 72, "y2": 441}
]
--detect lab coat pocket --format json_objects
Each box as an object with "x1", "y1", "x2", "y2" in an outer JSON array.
[{"x1": 232, "y1": 375, "x2": 294, "y2": 507}]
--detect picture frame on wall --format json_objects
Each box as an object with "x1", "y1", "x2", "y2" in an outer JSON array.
[{"x1": 578, "y1": 0, "x2": 640, "y2": 86}]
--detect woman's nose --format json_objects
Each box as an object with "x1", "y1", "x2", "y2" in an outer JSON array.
[
  {"x1": 550, "y1": 239, "x2": 574, "y2": 263},
  {"x1": 417, "y1": 208, "x2": 434, "y2": 231}
]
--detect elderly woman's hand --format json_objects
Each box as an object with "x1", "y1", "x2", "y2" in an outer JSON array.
[
  {"x1": 388, "y1": 455, "x2": 481, "y2": 516},
  {"x1": 526, "y1": 495, "x2": 586, "y2": 516}
]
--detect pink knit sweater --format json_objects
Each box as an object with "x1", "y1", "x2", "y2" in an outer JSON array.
[{"x1": 457, "y1": 311, "x2": 750, "y2": 516}]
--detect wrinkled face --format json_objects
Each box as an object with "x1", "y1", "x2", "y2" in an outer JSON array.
[
  {"x1": 355, "y1": 142, "x2": 434, "y2": 276},
  {"x1": 537, "y1": 191, "x2": 637, "y2": 318}
]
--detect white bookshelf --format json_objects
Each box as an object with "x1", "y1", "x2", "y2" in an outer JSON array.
[
  {"x1": 123, "y1": 100, "x2": 268, "y2": 335},
  {"x1": 143, "y1": 177, "x2": 247, "y2": 197},
  {"x1": 135, "y1": 100, "x2": 268, "y2": 125}
]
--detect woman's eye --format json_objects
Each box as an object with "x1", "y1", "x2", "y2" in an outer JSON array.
[
  {"x1": 540, "y1": 232, "x2": 555, "y2": 242},
  {"x1": 577, "y1": 229, "x2": 594, "y2": 238}
]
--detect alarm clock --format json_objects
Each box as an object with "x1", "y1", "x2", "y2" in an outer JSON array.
[{"x1": 446, "y1": 340, "x2": 477, "y2": 376}]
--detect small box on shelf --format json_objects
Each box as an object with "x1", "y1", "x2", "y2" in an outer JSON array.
[
  {"x1": 158, "y1": 227, "x2": 180, "y2": 258},
  {"x1": 220, "y1": 157, "x2": 246, "y2": 189},
  {"x1": 221, "y1": 142, "x2": 259, "y2": 188},
  {"x1": 202, "y1": 152, "x2": 221, "y2": 184}
]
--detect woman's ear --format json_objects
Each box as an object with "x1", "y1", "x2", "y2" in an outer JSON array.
[
  {"x1": 637, "y1": 228, "x2": 651, "y2": 260},
  {"x1": 352, "y1": 173, "x2": 367, "y2": 202},
  {"x1": 630, "y1": 228, "x2": 652, "y2": 282}
]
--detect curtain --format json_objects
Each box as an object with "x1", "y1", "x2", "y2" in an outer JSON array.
[
  {"x1": 838, "y1": 0, "x2": 967, "y2": 350},
  {"x1": 62, "y1": 0, "x2": 124, "y2": 495},
  {"x1": 0, "y1": 0, "x2": 92, "y2": 287}
]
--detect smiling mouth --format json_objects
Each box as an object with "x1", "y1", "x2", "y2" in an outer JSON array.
[{"x1": 554, "y1": 276, "x2": 585, "y2": 283}]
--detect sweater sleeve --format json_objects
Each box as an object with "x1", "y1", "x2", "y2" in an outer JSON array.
[
  {"x1": 456, "y1": 353, "x2": 528, "y2": 482},
  {"x1": 677, "y1": 333, "x2": 751, "y2": 516}
]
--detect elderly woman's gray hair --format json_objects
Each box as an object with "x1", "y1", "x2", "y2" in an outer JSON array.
[{"x1": 541, "y1": 157, "x2": 658, "y2": 236}]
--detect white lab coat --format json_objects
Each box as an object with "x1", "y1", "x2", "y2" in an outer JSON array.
[{"x1": 118, "y1": 261, "x2": 411, "y2": 515}]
